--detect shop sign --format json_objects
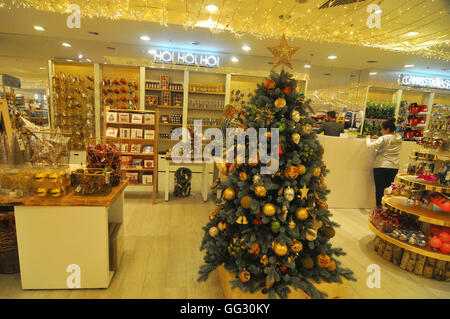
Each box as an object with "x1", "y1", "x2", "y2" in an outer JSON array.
[
  {"x1": 1, "y1": 74, "x2": 21, "y2": 88},
  {"x1": 400, "y1": 74, "x2": 450, "y2": 91},
  {"x1": 153, "y1": 50, "x2": 220, "y2": 68}
]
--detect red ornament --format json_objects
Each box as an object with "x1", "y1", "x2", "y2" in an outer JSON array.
[
  {"x1": 430, "y1": 236, "x2": 442, "y2": 251},
  {"x1": 429, "y1": 225, "x2": 441, "y2": 235},
  {"x1": 438, "y1": 232, "x2": 450, "y2": 243},
  {"x1": 283, "y1": 87, "x2": 292, "y2": 95},
  {"x1": 120, "y1": 78, "x2": 127, "y2": 84},
  {"x1": 120, "y1": 87, "x2": 126, "y2": 93},
  {"x1": 279, "y1": 265, "x2": 287, "y2": 273},
  {"x1": 278, "y1": 144, "x2": 283, "y2": 155},
  {"x1": 264, "y1": 79, "x2": 276, "y2": 90},
  {"x1": 120, "y1": 97, "x2": 126, "y2": 102},
  {"x1": 441, "y1": 242, "x2": 450, "y2": 254},
  {"x1": 113, "y1": 80, "x2": 119, "y2": 85},
  {"x1": 113, "y1": 88, "x2": 119, "y2": 94}
]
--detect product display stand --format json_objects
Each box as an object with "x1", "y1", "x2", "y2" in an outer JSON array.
[
  {"x1": 164, "y1": 154, "x2": 208, "y2": 202},
  {"x1": 217, "y1": 266, "x2": 348, "y2": 299},
  {"x1": 8, "y1": 181, "x2": 127, "y2": 289}
]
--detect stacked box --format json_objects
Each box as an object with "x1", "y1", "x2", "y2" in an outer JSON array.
[{"x1": 161, "y1": 91, "x2": 171, "y2": 106}]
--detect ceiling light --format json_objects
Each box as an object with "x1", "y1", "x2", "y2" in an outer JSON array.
[
  {"x1": 231, "y1": 57, "x2": 239, "y2": 63},
  {"x1": 205, "y1": 4, "x2": 218, "y2": 12},
  {"x1": 374, "y1": 9, "x2": 382, "y2": 14},
  {"x1": 62, "y1": 42, "x2": 72, "y2": 47},
  {"x1": 39, "y1": 67, "x2": 46, "y2": 70},
  {"x1": 78, "y1": 54, "x2": 83, "y2": 59},
  {"x1": 140, "y1": 35, "x2": 151, "y2": 41},
  {"x1": 241, "y1": 45, "x2": 251, "y2": 51},
  {"x1": 66, "y1": 59, "x2": 73, "y2": 62},
  {"x1": 148, "y1": 49, "x2": 156, "y2": 55},
  {"x1": 328, "y1": 55, "x2": 337, "y2": 60},
  {"x1": 34, "y1": 25, "x2": 46, "y2": 31},
  {"x1": 404, "y1": 32, "x2": 419, "y2": 36},
  {"x1": 86, "y1": 58, "x2": 92, "y2": 62},
  {"x1": 404, "y1": 64, "x2": 414, "y2": 68},
  {"x1": 369, "y1": 72, "x2": 377, "y2": 75},
  {"x1": 304, "y1": 64, "x2": 311, "y2": 68}
]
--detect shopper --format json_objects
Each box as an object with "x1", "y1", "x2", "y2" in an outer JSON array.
[
  {"x1": 315, "y1": 111, "x2": 344, "y2": 136},
  {"x1": 366, "y1": 118, "x2": 402, "y2": 208}
]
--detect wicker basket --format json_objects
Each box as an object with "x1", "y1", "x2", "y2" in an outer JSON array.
[
  {"x1": 0, "y1": 212, "x2": 20, "y2": 274},
  {"x1": 71, "y1": 168, "x2": 113, "y2": 195}
]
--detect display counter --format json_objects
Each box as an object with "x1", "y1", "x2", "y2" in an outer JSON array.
[
  {"x1": 0, "y1": 180, "x2": 127, "y2": 290},
  {"x1": 317, "y1": 135, "x2": 417, "y2": 209}
]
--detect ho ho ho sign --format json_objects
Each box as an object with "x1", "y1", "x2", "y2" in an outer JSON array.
[
  {"x1": 400, "y1": 74, "x2": 450, "y2": 91},
  {"x1": 153, "y1": 50, "x2": 220, "y2": 68}
]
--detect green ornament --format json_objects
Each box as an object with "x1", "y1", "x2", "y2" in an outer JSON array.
[
  {"x1": 251, "y1": 106, "x2": 257, "y2": 115},
  {"x1": 279, "y1": 123, "x2": 286, "y2": 132},
  {"x1": 271, "y1": 220, "x2": 281, "y2": 232}
]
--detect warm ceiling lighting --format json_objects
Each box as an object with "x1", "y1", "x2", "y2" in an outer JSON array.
[
  {"x1": 140, "y1": 35, "x2": 151, "y2": 41},
  {"x1": 86, "y1": 58, "x2": 92, "y2": 62},
  {"x1": 66, "y1": 59, "x2": 74, "y2": 62},
  {"x1": 328, "y1": 55, "x2": 337, "y2": 60},
  {"x1": 404, "y1": 64, "x2": 414, "y2": 68},
  {"x1": 62, "y1": 42, "x2": 72, "y2": 47},
  {"x1": 34, "y1": 25, "x2": 46, "y2": 31},
  {"x1": 369, "y1": 72, "x2": 377, "y2": 75},
  {"x1": 205, "y1": 4, "x2": 218, "y2": 12},
  {"x1": 241, "y1": 45, "x2": 251, "y2": 51},
  {"x1": 374, "y1": 9, "x2": 382, "y2": 14},
  {"x1": 78, "y1": 54, "x2": 83, "y2": 59},
  {"x1": 148, "y1": 49, "x2": 156, "y2": 55},
  {"x1": 39, "y1": 67, "x2": 46, "y2": 70},
  {"x1": 231, "y1": 57, "x2": 239, "y2": 63},
  {"x1": 304, "y1": 64, "x2": 311, "y2": 68},
  {"x1": 404, "y1": 32, "x2": 419, "y2": 36}
]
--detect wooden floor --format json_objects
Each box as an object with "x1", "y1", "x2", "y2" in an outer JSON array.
[{"x1": 0, "y1": 193, "x2": 449, "y2": 299}]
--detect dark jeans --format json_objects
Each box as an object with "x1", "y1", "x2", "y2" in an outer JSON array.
[{"x1": 373, "y1": 168, "x2": 398, "y2": 208}]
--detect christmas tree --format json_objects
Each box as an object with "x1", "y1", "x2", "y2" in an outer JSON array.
[{"x1": 198, "y1": 69, "x2": 355, "y2": 299}]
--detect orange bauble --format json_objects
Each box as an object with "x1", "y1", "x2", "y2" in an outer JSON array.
[
  {"x1": 285, "y1": 166, "x2": 299, "y2": 180},
  {"x1": 317, "y1": 253, "x2": 331, "y2": 268}
]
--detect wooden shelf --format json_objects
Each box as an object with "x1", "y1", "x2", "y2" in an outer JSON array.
[
  {"x1": 396, "y1": 174, "x2": 450, "y2": 193},
  {"x1": 145, "y1": 88, "x2": 183, "y2": 93},
  {"x1": 188, "y1": 91, "x2": 225, "y2": 95},
  {"x1": 146, "y1": 105, "x2": 183, "y2": 109},
  {"x1": 127, "y1": 184, "x2": 154, "y2": 187},
  {"x1": 368, "y1": 221, "x2": 450, "y2": 262},
  {"x1": 120, "y1": 152, "x2": 154, "y2": 156},
  {"x1": 382, "y1": 196, "x2": 450, "y2": 226},
  {"x1": 105, "y1": 137, "x2": 155, "y2": 143},
  {"x1": 106, "y1": 122, "x2": 155, "y2": 127},
  {"x1": 106, "y1": 108, "x2": 156, "y2": 114},
  {"x1": 160, "y1": 123, "x2": 182, "y2": 126},
  {"x1": 189, "y1": 107, "x2": 224, "y2": 111}
]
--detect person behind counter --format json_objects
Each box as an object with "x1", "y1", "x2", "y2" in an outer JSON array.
[
  {"x1": 366, "y1": 118, "x2": 402, "y2": 208},
  {"x1": 315, "y1": 111, "x2": 344, "y2": 137}
]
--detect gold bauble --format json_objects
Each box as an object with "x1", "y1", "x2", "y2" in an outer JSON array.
[
  {"x1": 297, "y1": 164, "x2": 306, "y2": 175},
  {"x1": 312, "y1": 167, "x2": 321, "y2": 177},
  {"x1": 239, "y1": 171, "x2": 248, "y2": 181},
  {"x1": 240, "y1": 195, "x2": 252, "y2": 209},
  {"x1": 289, "y1": 220, "x2": 296, "y2": 229},
  {"x1": 289, "y1": 239, "x2": 303, "y2": 253},
  {"x1": 285, "y1": 166, "x2": 299, "y2": 180},
  {"x1": 324, "y1": 226, "x2": 336, "y2": 238},
  {"x1": 265, "y1": 277, "x2": 275, "y2": 289},
  {"x1": 305, "y1": 228, "x2": 317, "y2": 241},
  {"x1": 319, "y1": 182, "x2": 327, "y2": 191},
  {"x1": 264, "y1": 131, "x2": 272, "y2": 139},
  {"x1": 249, "y1": 242, "x2": 260, "y2": 255},
  {"x1": 327, "y1": 260, "x2": 337, "y2": 271},
  {"x1": 317, "y1": 254, "x2": 331, "y2": 268},
  {"x1": 316, "y1": 220, "x2": 323, "y2": 229},
  {"x1": 296, "y1": 207, "x2": 309, "y2": 220},
  {"x1": 260, "y1": 254, "x2": 269, "y2": 266},
  {"x1": 218, "y1": 221, "x2": 227, "y2": 231},
  {"x1": 223, "y1": 188, "x2": 236, "y2": 200},
  {"x1": 255, "y1": 185, "x2": 267, "y2": 197},
  {"x1": 288, "y1": 254, "x2": 298, "y2": 263},
  {"x1": 302, "y1": 257, "x2": 314, "y2": 269},
  {"x1": 318, "y1": 147, "x2": 325, "y2": 156},
  {"x1": 291, "y1": 133, "x2": 300, "y2": 144},
  {"x1": 238, "y1": 270, "x2": 251, "y2": 282},
  {"x1": 274, "y1": 98, "x2": 286, "y2": 109},
  {"x1": 272, "y1": 242, "x2": 288, "y2": 256},
  {"x1": 263, "y1": 203, "x2": 276, "y2": 216},
  {"x1": 209, "y1": 227, "x2": 219, "y2": 237},
  {"x1": 301, "y1": 123, "x2": 312, "y2": 135}
]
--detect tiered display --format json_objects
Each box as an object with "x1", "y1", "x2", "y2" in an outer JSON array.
[
  {"x1": 369, "y1": 131, "x2": 450, "y2": 280},
  {"x1": 52, "y1": 66, "x2": 95, "y2": 150},
  {"x1": 402, "y1": 102, "x2": 428, "y2": 140}
]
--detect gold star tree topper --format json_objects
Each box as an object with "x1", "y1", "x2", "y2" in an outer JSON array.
[{"x1": 267, "y1": 35, "x2": 299, "y2": 69}]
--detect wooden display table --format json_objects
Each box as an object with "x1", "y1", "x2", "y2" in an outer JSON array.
[
  {"x1": 3, "y1": 181, "x2": 127, "y2": 290},
  {"x1": 217, "y1": 265, "x2": 348, "y2": 299}
]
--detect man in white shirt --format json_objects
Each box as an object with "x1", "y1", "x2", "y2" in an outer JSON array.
[{"x1": 366, "y1": 118, "x2": 402, "y2": 208}]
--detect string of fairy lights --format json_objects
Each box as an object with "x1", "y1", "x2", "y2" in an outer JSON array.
[{"x1": 1, "y1": 0, "x2": 448, "y2": 60}]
